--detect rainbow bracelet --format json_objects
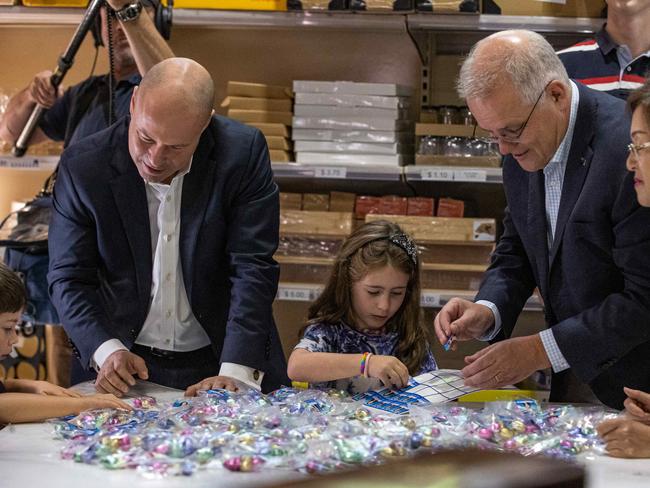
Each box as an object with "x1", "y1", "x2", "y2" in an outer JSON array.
[{"x1": 360, "y1": 352, "x2": 369, "y2": 376}]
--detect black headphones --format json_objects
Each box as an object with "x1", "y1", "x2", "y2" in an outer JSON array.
[{"x1": 91, "y1": 0, "x2": 173, "y2": 47}]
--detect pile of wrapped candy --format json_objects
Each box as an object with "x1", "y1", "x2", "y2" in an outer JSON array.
[{"x1": 50, "y1": 388, "x2": 617, "y2": 478}]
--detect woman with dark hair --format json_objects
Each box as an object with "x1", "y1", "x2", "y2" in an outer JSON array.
[{"x1": 597, "y1": 80, "x2": 650, "y2": 458}]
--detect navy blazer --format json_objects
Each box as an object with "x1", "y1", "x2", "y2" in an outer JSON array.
[
  {"x1": 48, "y1": 115, "x2": 289, "y2": 392},
  {"x1": 476, "y1": 83, "x2": 650, "y2": 409}
]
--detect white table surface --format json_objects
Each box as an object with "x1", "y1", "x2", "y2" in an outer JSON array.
[{"x1": 1, "y1": 382, "x2": 649, "y2": 488}]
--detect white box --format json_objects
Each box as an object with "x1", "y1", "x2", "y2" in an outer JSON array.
[
  {"x1": 293, "y1": 80, "x2": 414, "y2": 97},
  {"x1": 292, "y1": 128, "x2": 414, "y2": 144},
  {"x1": 295, "y1": 92, "x2": 410, "y2": 109},
  {"x1": 294, "y1": 105, "x2": 407, "y2": 120},
  {"x1": 296, "y1": 152, "x2": 413, "y2": 166},
  {"x1": 294, "y1": 141, "x2": 413, "y2": 155},
  {"x1": 293, "y1": 116, "x2": 413, "y2": 132}
]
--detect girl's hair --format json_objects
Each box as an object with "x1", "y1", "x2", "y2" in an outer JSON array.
[
  {"x1": 306, "y1": 220, "x2": 430, "y2": 374},
  {"x1": 628, "y1": 79, "x2": 650, "y2": 129}
]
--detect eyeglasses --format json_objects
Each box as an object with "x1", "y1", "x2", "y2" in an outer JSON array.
[
  {"x1": 628, "y1": 141, "x2": 650, "y2": 159},
  {"x1": 472, "y1": 80, "x2": 553, "y2": 144}
]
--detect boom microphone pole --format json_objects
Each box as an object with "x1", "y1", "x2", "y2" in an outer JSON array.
[{"x1": 12, "y1": 0, "x2": 104, "y2": 157}]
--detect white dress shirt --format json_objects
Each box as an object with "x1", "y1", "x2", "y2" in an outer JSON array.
[{"x1": 92, "y1": 160, "x2": 264, "y2": 389}]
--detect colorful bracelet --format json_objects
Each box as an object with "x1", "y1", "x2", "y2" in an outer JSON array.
[
  {"x1": 360, "y1": 352, "x2": 369, "y2": 376},
  {"x1": 364, "y1": 353, "x2": 373, "y2": 378}
]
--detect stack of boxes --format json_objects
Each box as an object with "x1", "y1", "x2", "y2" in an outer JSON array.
[
  {"x1": 292, "y1": 81, "x2": 415, "y2": 166},
  {"x1": 222, "y1": 81, "x2": 294, "y2": 162}
]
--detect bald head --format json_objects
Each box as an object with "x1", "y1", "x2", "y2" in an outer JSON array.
[
  {"x1": 138, "y1": 58, "x2": 215, "y2": 122},
  {"x1": 457, "y1": 30, "x2": 570, "y2": 105}
]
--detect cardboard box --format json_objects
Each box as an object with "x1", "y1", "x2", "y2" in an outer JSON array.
[
  {"x1": 222, "y1": 96, "x2": 292, "y2": 112},
  {"x1": 292, "y1": 128, "x2": 413, "y2": 144},
  {"x1": 266, "y1": 136, "x2": 292, "y2": 151},
  {"x1": 302, "y1": 193, "x2": 330, "y2": 211},
  {"x1": 250, "y1": 123, "x2": 290, "y2": 138},
  {"x1": 407, "y1": 197, "x2": 435, "y2": 217},
  {"x1": 229, "y1": 109, "x2": 293, "y2": 126},
  {"x1": 294, "y1": 80, "x2": 414, "y2": 97},
  {"x1": 174, "y1": 0, "x2": 287, "y2": 9},
  {"x1": 295, "y1": 93, "x2": 409, "y2": 109},
  {"x1": 329, "y1": 192, "x2": 356, "y2": 213},
  {"x1": 269, "y1": 150, "x2": 292, "y2": 162},
  {"x1": 365, "y1": 214, "x2": 496, "y2": 242},
  {"x1": 437, "y1": 198, "x2": 465, "y2": 218},
  {"x1": 227, "y1": 81, "x2": 292, "y2": 100},
  {"x1": 294, "y1": 116, "x2": 413, "y2": 132},
  {"x1": 483, "y1": 0, "x2": 605, "y2": 17},
  {"x1": 378, "y1": 195, "x2": 408, "y2": 215},
  {"x1": 280, "y1": 192, "x2": 303, "y2": 210},
  {"x1": 280, "y1": 210, "x2": 353, "y2": 237},
  {"x1": 294, "y1": 105, "x2": 407, "y2": 120},
  {"x1": 355, "y1": 195, "x2": 382, "y2": 219}
]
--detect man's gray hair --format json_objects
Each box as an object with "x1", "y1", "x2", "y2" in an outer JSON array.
[{"x1": 457, "y1": 30, "x2": 570, "y2": 105}]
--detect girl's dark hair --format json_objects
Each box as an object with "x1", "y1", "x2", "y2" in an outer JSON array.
[
  {"x1": 306, "y1": 220, "x2": 430, "y2": 374},
  {"x1": 628, "y1": 80, "x2": 650, "y2": 129},
  {"x1": 0, "y1": 262, "x2": 26, "y2": 314}
]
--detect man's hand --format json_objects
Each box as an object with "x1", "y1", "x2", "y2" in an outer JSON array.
[
  {"x1": 366, "y1": 355, "x2": 409, "y2": 389},
  {"x1": 95, "y1": 350, "x2": 148, "y2": 397},
  {"x1": 597, "y1": 417, "x2": 650, "y2": 458},
  {"x1": 184, "y1": 375, "x2": 241, "y2": 397},
  {"x1": 28, "y1": 70, "x2": 61, "y2": 108},
  {"x1": 461, "y1": 335, "x2": 551, "y2": 389},
  {"x1": 623, "y1": 387, "x2": 650, "y2": 423},
  {"x1": 434, "y1": 298, "x2": 495, "y2": 351}
]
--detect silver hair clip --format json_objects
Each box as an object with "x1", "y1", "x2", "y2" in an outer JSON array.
[{"x1": 389, "y1": 233, "x2": 418, "y2": 265}]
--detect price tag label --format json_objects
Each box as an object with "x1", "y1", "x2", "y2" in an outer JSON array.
[
  {"x1": 454, "y1": 169, "x2": 487, "y2": 182},
  {"x1": 420, "y1": 292, "x2": 441, "y2": 308},
  {"x1": 313, "y1": 166, "x2": 347, "y2": 179},
  {"x1": 277, "y1": 287, "x2": 315, "y2": 302},
  {"x1": 420, "y1": 168, "x2": 454, "y2": 181}
]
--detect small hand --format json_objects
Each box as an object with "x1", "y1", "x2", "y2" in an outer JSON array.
[
  {"x1": 28, "y1": 70, "x2": 61, "y2": 108},
  {"x1": 434, "y1": 298, "x2": 494, "y2": 351},
  {"x1": 462, "y1": 335, "x2": 551, "y2": 389},
  {"x1": 30, "y1": 381, "x2": 81, "y2": 398},
  {"x1": 95, "y1": 350, "x2": 148, "y2": 397},
  {"x1": 366, "y1": 355, "x2": 409, "y2": 389},
  {"x1": 597, "y1": 417, "x2": 650, "y2": 458},
  {"x1": 623, "y1": 387, "x2": 650, "y2": 423},
  {"x1": 184, "y1": 375, "x2": 241, "y2": 397},
  {"x1": 82, "y1": 393, "x2": 132, "y2": 411}
]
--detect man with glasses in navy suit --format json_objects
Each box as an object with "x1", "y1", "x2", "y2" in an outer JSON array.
[{"x1": 434, "y1": 29, "x2": 650, "y2": 409}]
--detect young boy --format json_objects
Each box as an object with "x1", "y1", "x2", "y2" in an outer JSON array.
[{"x1": 0, "y1": 262, "x2": 129, "y2": 424}]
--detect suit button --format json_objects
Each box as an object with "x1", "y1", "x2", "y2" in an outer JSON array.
[
  {"x1": 130, "y1": 329, "x2": 137, "y2": 338},
  {"x1": 253, "y1": 370, "x2": 260, "y2": 381}
]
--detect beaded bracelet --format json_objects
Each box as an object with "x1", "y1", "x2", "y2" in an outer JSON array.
[{"x1": 360, "y1": 352, "x2": 369, "y2": 376}]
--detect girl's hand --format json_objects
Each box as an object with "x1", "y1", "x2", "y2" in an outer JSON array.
[
  {"x1": 366, "y1": 355, "x2": 409, "y2": 389},
  {"x1": 82, "y1": 393, "x2": 132, "y2": 411},
  {"x1": 28, "y1": 381, "x2": 81, "y2": 398},
  {"x1": 624, "y1": 387, "x2": 650, "y2": 423}
]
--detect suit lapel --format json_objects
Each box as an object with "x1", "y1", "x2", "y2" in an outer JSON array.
[
  {"x1": 180, "y1": 128, "x2": 216, "y2": 301},
  {"x1": 528, "y1": 170, "x2": 550, "y2": 298},
  {"x1": 109, "y1": 145, "x2": 152, "y2": 318},
  {"x1": 549, "y1": 87, "x2": 596, "y2": 269}
]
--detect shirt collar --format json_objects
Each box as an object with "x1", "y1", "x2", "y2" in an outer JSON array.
[
  {"x1": 596, "y1": 26, "x2": 618, "y2": 56},
  {"x1": 545, "y1": 80, "x2": 580, "y2": 176},
  {"x1": 146, "y1": 156, "x2": 194, "y2": 195}
]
